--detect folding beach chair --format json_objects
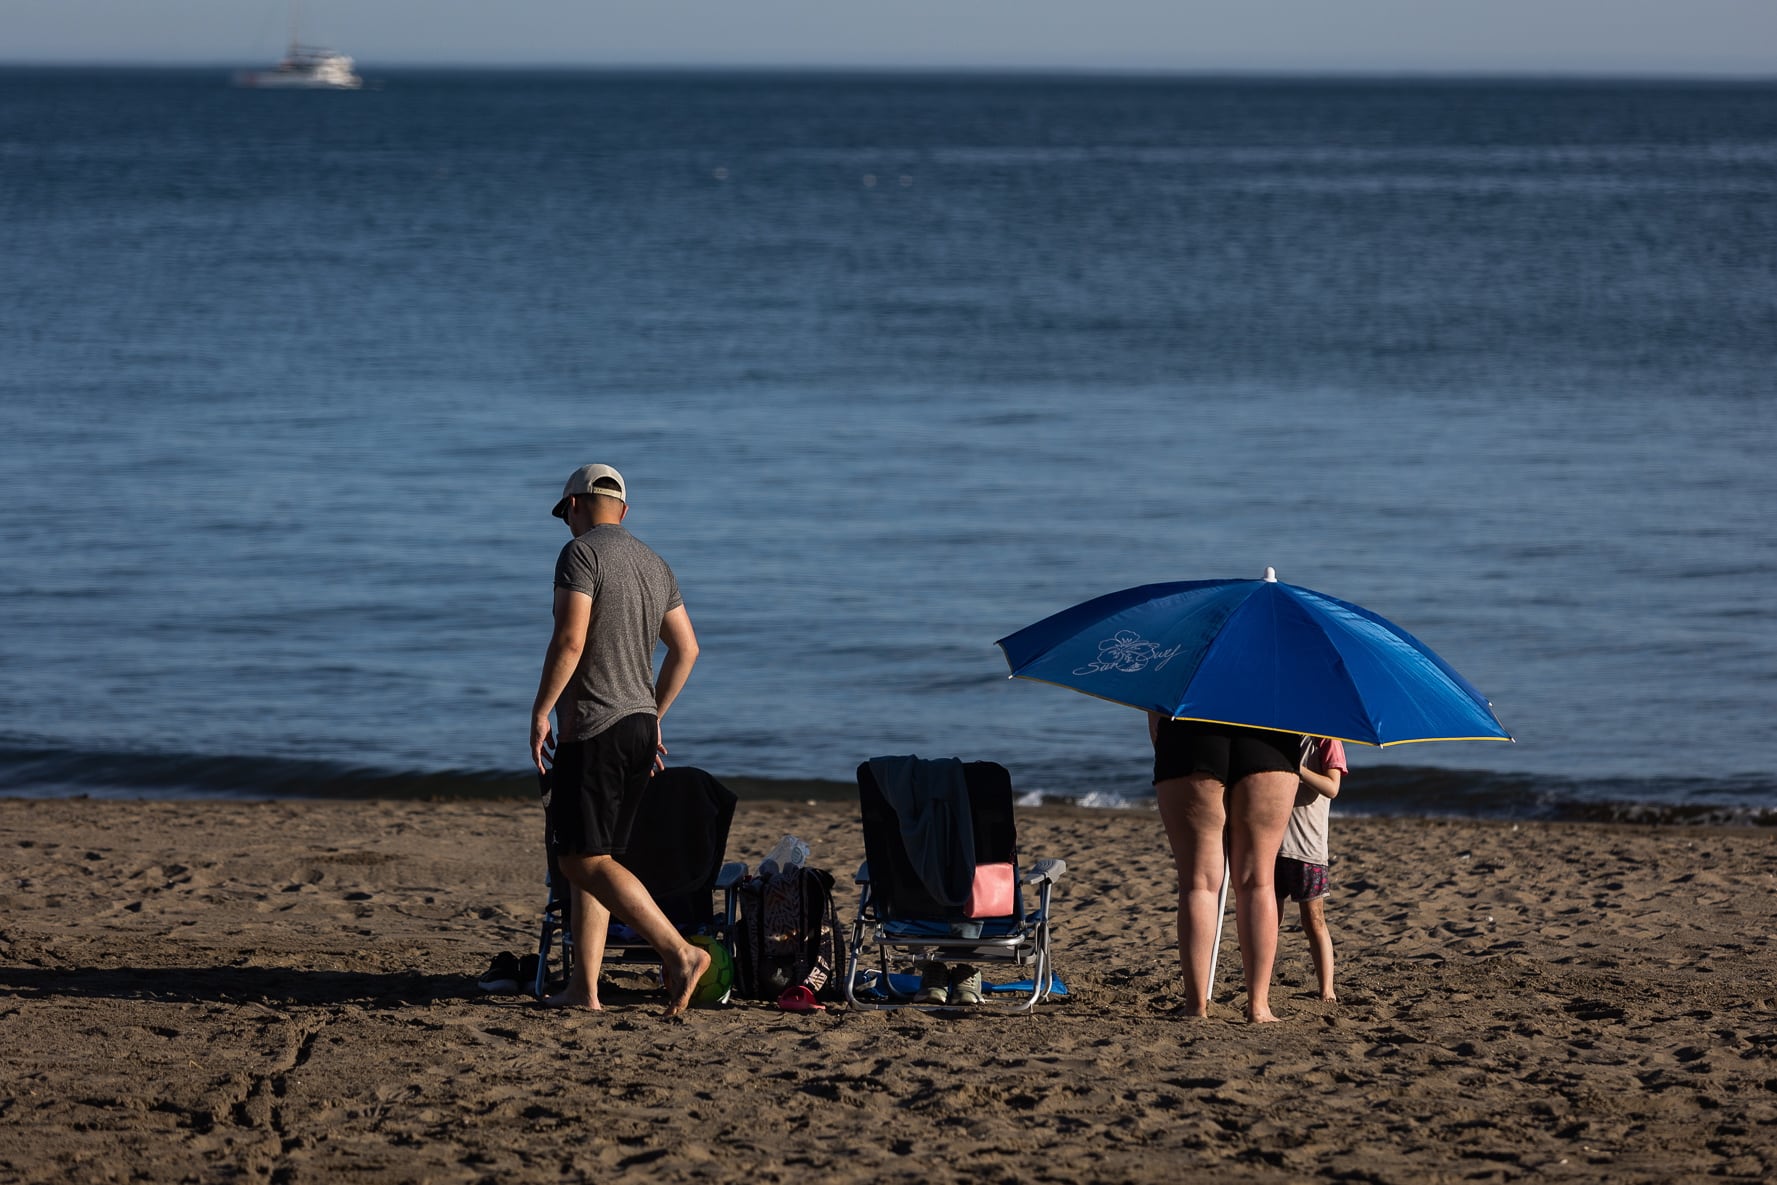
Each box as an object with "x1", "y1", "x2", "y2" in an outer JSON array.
[
  {"x1": 844, "y1": 756, "x2": 1066, "y2": 1013},
  {"x1": 534, "y1": 765, "x2": 747, "y2": 999}
]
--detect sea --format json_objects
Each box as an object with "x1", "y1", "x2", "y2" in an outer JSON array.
[{"x1": 1, "y1": 68, "x2": 1773, "y2": 823}]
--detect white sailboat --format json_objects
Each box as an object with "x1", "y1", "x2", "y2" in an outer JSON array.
[{"x1": 234, "y1": 1, "x2": 362, "y2": 90}]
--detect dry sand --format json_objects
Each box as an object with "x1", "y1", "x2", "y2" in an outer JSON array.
[{"x1": 2, "y1": 794, "x2": 1775, "y2": 1183}]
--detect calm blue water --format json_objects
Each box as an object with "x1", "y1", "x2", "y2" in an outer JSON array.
[{"x1": 2, "y1": 69, "x2": 1774, "y2": 819}]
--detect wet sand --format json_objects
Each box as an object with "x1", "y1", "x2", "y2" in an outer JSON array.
[{"x1": 2, "y1": 795, "x2": 1775, "y2": 1183}]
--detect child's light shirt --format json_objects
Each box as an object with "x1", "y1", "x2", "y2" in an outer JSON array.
[{"x1": 1279, "y1": 737, "x2": 1349, "y2": 867}]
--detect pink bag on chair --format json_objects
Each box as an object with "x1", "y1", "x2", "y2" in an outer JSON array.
[{"x1": 966, "y1": 862, "x2": 1016, "y2": 918}]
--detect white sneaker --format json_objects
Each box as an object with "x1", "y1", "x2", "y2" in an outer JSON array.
[{"x1": 947, "y1": 965, "x2": 984, "y2": 1006}]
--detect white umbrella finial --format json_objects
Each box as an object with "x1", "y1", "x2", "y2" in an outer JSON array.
[{"x1": 1263, "y1": 566, "x2": 1277, "y2": 582}]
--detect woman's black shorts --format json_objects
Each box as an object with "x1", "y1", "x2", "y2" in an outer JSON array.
[
  {"x1": 545, "y1": 712, "x2": 657, "y2": 857},
  {"x1": 1153, "y1": 719, "x2": 1300, "y2": 786}
]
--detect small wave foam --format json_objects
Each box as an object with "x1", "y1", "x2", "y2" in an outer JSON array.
[{"x1": 1072, "y1": 790, "x2": 1146, "y2": 811}]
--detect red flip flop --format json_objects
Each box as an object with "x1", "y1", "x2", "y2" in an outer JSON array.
[{"x1": 776, "y1": 985, "x2": 826, "y2": 1012}]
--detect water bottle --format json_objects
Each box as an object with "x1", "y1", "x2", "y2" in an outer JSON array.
[{"x1": 758, "y1": 834, "x2": 810, "y2": 876}]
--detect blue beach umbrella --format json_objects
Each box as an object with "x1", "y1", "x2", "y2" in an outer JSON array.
[{"x1": 995, "y1": 568, "x2": 1510, "y2": 747}]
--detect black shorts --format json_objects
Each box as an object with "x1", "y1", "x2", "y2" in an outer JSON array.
[
  {"x1": 545, "y1": 713, "x2": 657, "y2": 857},
  {"x1": 1153, "y1": 719, "x2": 1299, "y2": 786}
]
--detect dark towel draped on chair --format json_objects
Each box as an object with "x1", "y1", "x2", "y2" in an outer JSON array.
[
  {"x1": 625, "y1": 766, "x2": 738, "y2": 927},
  {"x1": 847, "y1": 756, "x2": 1063, "y2": 1012}
]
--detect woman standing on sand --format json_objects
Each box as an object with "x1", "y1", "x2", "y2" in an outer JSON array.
[{"x1": 1150, "y1": 716, "x2": 1301, "y2": 1022}]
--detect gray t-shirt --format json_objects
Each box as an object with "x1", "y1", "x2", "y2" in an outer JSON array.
[
  {"x1": 1279, "y1": 790, "x2": 1332, "y2": 867},
  {"x1": 552, "y1": 524, "x2": 684, "y2": 742}
]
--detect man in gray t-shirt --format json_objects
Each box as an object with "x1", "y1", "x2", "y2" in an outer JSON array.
[
  {"x1": 551, "y1": 518, "x2": 684, "y2": 744},
  {"x1": 528, "y1": 463, "x2": 708, "y2": 1017}
]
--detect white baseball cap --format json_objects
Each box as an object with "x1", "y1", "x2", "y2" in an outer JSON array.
[{"x1": 551, "y1": 463, "x2": 626, "y2": 518}]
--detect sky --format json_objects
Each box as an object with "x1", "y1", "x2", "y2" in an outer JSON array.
[{"x1": 4, "y1": 0, "x2": 1776, "y2": 75}]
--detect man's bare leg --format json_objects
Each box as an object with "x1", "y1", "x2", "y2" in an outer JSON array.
[
  {"x1": 1228, "y1": 769, "x2": 1297, "y2": 1023},
  {"x1": 544, "y1": 875, "x2": 609, "y2": 1010},
  {"x1": 1301, "y1": 896, "x2": 1337, "y2": 1002},
  {"x1": 1156, "y1": 774, "x2": 1227, "y2": 1017},
  {"x1": 545, "y1": 852, "x2": 709, "y2": 1017}
]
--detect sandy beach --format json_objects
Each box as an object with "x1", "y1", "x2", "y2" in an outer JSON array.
[{"x1": 2, "y1": 794, "x2": 1774, "y2": 1183}]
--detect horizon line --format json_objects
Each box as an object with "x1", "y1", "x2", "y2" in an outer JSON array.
[{"x1": 3, "y1": 59, "x2": 1775, "y2": 84}]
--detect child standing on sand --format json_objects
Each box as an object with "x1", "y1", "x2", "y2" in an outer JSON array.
[{"x1": 1276, "y1": 735, "x2": 1348, "y2": 1002}]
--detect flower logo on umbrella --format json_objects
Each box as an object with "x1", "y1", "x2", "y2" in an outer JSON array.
[{"x1": 1074, "y1": 631, "x2": 1182, "y2": 675}]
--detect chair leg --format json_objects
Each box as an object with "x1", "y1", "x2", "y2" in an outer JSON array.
[
  {"x1": 535, "y1": 911, "x2": 558, "y2": 999},
  {"x1": 535, "y1": 891, "x2": 575, "y2": 999},
  {"x1": 533, "y1": 923, "x2": 552, "y2": 999}
]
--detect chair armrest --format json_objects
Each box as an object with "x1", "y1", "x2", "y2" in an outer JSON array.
[
  {"x1": 716, "y1": 861, "x2": 749, "y2": 889},
  {"x1": 854, "y1": 859, "x2": 870, "y2": 884},
  {"x1": 1021, "y1": 857, "x2": 1065, "y2": 885}
]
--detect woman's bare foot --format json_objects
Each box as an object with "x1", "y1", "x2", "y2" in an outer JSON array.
[
  {"x1": 660, "y1": 944, "x2": 711, "y2": 1018},
  {"x1": 1320, "y1": 991, "x2": 1338, "y2": 1003},
  {"x1": 1246, "y1": 1003, "x2": 1281, "y2": 1023},
  {"x1": 540, "y1": 987, "x2": 602, "y2": 1011}
]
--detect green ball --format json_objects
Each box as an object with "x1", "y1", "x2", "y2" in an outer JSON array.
[{"x1": 687, "y1": 935, "x2": 734, "y2": 1005}]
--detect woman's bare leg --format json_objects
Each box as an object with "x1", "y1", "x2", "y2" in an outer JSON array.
[
  {"x1": 1227, "y1": 770, "x2": 1299, "y2": 1022},
  {"x1": 1156, "y1": 774, "x2": 1227, "y2": 1016}
]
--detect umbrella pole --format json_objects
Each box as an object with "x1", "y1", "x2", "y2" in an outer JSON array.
[{"x1": 1206, "y1": 844, "x2": 1230, "y2": 1008}]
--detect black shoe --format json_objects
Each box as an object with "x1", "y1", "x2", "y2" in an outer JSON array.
[
  {"x1": 477, "y1": 951, "x2": 521, "y2": 993},
  {"x1": 518, "y1": 953, "x2": 541, "y2": 994}
]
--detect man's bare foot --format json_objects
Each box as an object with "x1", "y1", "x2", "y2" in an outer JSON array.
[
  {"x1": 540, "y1": 987, "x2": 602, "y2": 1011},
  {"x1": 660, "y1": 944, "x2": 711, "y2": 1018}
]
